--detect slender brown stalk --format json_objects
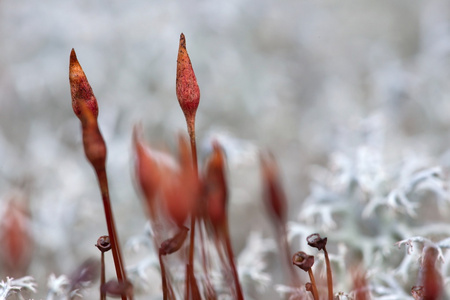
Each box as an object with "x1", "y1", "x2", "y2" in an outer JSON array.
[
  {"x1": 100, "y1": 252, "x2": 106, "y2": 300},
  {"x1": 323, "y1": 248, "x2": 333, "y2": 300},
  {"x1": 159, "y1": 252, "x2": 169, "y2": 300},
  {"x1": 185, "y1": 130, "x2": 199, "y2": 300},
  {"x1": 197, "y1": 221, "x2": 216, "y2": 300},
  {"x1": 187, "y1": 122, "x2": 198, "y2": 276},
  {"x1": 307, "y1": 269, "x2": 319, "y2": 300}
]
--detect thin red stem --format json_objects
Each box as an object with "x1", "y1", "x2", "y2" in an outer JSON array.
[
  {"x1": 185, "y1": 118, "x2": 199, "y2": 299},
  {"x1": 100, "y1": 252, "x2": 106, "y2": 300},
  {"x1": 223, "y1": 226, "x2": 244, "y2": 300},
  {"x1": 159, "y1": 252, "x2": 169, "y2": 300},
  {"x1": 96, "y1": 169, "x2": 128, "y2": 300}
]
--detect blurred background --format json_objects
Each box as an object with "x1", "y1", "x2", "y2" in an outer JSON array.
[{"x1": 1, "y1": 0, "x2": 450, "y2": 298}]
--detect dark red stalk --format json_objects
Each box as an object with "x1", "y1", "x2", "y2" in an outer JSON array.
[
  {"x1": 223, "y1": 226, "x2": 244, "y2": 300},
  {"x1": 96, "y1": 169, "x2": 128, "y2": 300},
  {"x1": 100, "y1": 252, "x2": 105, "y2": 300},
  {"x1": 159, "y1": 227, "x2": 189, "y2": 300},
  {"x1": 159, "y1": 252, "x2": 169, "y2": 300}
]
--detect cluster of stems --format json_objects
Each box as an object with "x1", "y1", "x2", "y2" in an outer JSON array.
[
  {"x1": 292, "y1": 233, "x2": 334, "y2": 300},
  {"x1": 132, "y1": 33, "x2": 244, "y2": 299}
]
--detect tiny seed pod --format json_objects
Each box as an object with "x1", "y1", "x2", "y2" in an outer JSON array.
[
  {"x1": 204, "y1": 141, "x2": 228, "y2": 231},
  {"x1": 307, "y1": 233, "x2": 328, "y2": 251},
  {"x1": 292, "y1": 251, "x2": 315, "y2": 272},
  {"x1": 96, "y1": 235, "x2": 112, "y2": 253},
  {"x1": 305, "y1": 282, "x2": 313, "y2": 292}
]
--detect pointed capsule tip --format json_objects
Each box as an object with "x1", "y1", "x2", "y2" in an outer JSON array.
[
  {"x1": 179, "y1": 33, "x2": 186, "y2": 48},
  {"x1": 70, "y1": 48, "x2": 78, "y2": 64}
]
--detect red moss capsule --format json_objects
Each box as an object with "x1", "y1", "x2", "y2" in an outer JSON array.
[
  {"x1": 203, "y1": 142, "x2": 228, "y2": 231},
  {"x1": 69, "y1": 49, "x2": 99, "y2": 120},
  {"x1": 292, "y1": 251, "x2": 314, "y2": 272},
  {"x1": 176, "y1": 33, "x2": 200, "y2": 122},
  {"x1": 260, "y1": 151, "x2": 287, "y2": 225},
  {"x1": 0, "y1": 196, "x2": 33, "y2": 277},
  {"x1": 307, "y1": 233, "x2": 328, "y2": 251},
  {"x1": 133, "y1": 125, "x2": 162, "y2": 219},
  {"x1": 160, "y1": 135, "x2": 199, "y2": 227}
]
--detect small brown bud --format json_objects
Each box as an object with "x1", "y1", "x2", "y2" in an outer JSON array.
[
  {"x1": 69, "y1": 49, "x2": 99, "y2": 120},
  {"x1": 159, "y1": 226, "x2": 189, "y2": 255},
  {"x1": 176, "y1": 33, "x2": 200, "y2": 121},
  {"x1": 307, "y1": 233, "x2": 328, "y2": 251},
  {"x1": 292, "y1": 251, "x2": 315, "y2": 272},
  {"x1": 96, "y1": 235, "x2": 112, "y2": 253},
  {"x1": 305, "y1": 282, "x2": 312, "y2": 292}
]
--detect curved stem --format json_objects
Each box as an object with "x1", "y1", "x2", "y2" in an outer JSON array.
[
  {"x1": 307, "y1": 269, "x2": 319, "y2": 300},
  {"x1": 223, "y1": 226, "x2": 244, "y2": 300},
  {"x1": 323, "y1": 247, "x2": 333, "y2": 300}
]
